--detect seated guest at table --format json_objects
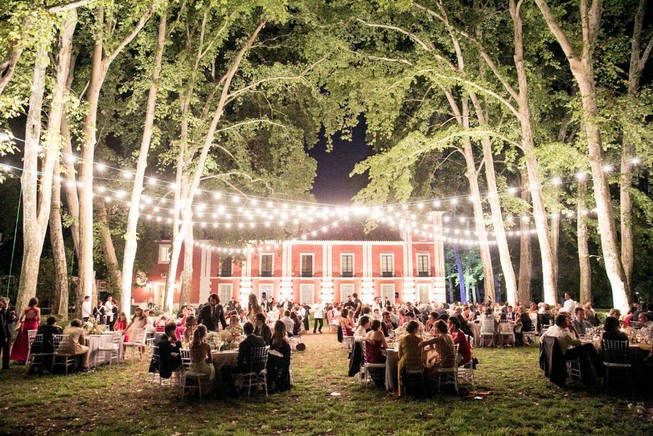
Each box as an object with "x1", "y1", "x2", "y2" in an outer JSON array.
[
  {"x1": 608, "y1": 308, "x2": 621, "y2": 321},
  {"x1": 514, "y1": 306, "x2": 534, "y2": 346},
  {"x1": 600, "y1": 316, "x2": 628, "y2": 347},
  {"x1": 421, "y1": 320, "x2": 456, "y2": 378},
  {"x1": 637, "y1": 312, "x2": 653, "y2": 338},
  {"x1": 453, "y1": 307, "x2": 473, "y2": 337},
  {"x1": 113, "y1": 312, "x2": 128, "y2": 340},
  {"x1": 381, "y1": 311, "x2": 397, "y2": 337},
  {"x1": 253, "y1": 313, "x2": 272, "y2": 345},
  {"x1": 175, "y1": 305, "x2": 190, "y2": 341},
  {"x1": 572, "y1": 307, "x2": 592, "y2": 336},
  {"x1": 497, "y1": 313, "x2": 515, "y2": 347},
  {"x1": 339, "y1": 308, "x2": 353, "y2": 337},
  {"x1": 542, "y1": 314, "x2": 604, "y2": 384},
  {"x1": 154, "y1": 314, "x2": 169, "y2": 334},
  {"x1": 363, "y1": 320, "x2": 387, "y2": 387},
  {"x1": 448, "y1": 317, "x2": 472, "y2": 366},
  {"x1": 583, "y1": 302, "x2": 599, "y2": 326},
  {"x1": 32, "y1": 316, "x2": 63, "y2": 354},
  {"x1": 226, "y1": 312, "x2": 244, "y2": 336},
  {"x1": 480, "y1": 308, "x2": 497, "y2": 336},
  {"x1": 538, "y1": 304, "x2": 554, "y2": 331},
  {"x1": 267, "y1": 320, "x2": 291, "y2": 392},
  {"x1": 59, "y1": 319, "x2": 90, "y2": 371},
  {"x1": 222, "y1": 322, "x2": 266, "y2": 396},
  {"x1": 183, "y1": 316, "x2": 198, "y2": 348},
  {"x1": 157, "y1": 322, "x2": 182, "y2": 379},
  {"x1": 425, "y1": 311, "x2": 439, "y2": 333},
  {"x1": 290, "y1": 310, "x2": 302, "y2": 336},
  {"x1": 280, "y1": 311, "x2": 295, "y2": 337},
  {"x1": 354, "y1": 315, "x2": 371, "y2": 340},
  {"x1": 189, "y1": 325, "x2": 214, "y2": 394},
  {"x1": 397, "y1": 320, "x2": 423, "y2": 396}
]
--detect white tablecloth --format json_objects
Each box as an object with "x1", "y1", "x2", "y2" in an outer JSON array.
[
  {"x1": 385, "y1": 349, "x2": 398, "y2": 391},
  {"x1": 211, "y1": 350, "x2": 238, "y2": 383},
  {"x1": 87, "y1": 334, "x2": 123, "y2": 368}
]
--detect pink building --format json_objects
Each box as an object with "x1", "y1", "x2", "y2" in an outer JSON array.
[{"x1": 139, "y1": 214, "x2": 446, "y2": 308}]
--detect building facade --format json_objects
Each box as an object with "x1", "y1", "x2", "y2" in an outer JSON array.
[{"x1": 139, "y1": 214, "x2": 446, "y2": 308}]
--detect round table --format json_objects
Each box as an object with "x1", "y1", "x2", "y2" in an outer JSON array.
[{"x1": 211, "y1": 350, "x2": 238, "y2": 386}]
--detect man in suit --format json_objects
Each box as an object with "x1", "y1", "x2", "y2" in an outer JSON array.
[
  {"x1": 60, "y1": 319, "x2": 91, "y2": 371},
  {"x1": 222, "y1": 322, "x2": 266, "y2": 396},
  {"x1": 0, "y1": 297, "x2": 14, "y2": 370},
  {"x1": 198, "y1": 293, "x2": 227, "y2": 332}
]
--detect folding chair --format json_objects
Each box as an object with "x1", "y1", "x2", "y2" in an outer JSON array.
[
  {"x1": 52, "y1": 334, "x2": 76, "y2": 375},
  {"x1": 239, "y1": 346, "x2": 269, "y2": 398},
  {"x1": 360, "y1": 341, "x2": 386, "y2": 390},
  {"x1": 601, "y1": 339, "x2": 631, "y2": 389}
]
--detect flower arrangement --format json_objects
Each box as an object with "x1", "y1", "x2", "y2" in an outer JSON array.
[
  {"x1": 205, "y1": 332, "x2": 221, "y2": 350},
  {"x1": 83, "y1": 318, "x2": 106, "y2": 335},
  {"x1": 219, "y1": 329, "x2": 241, "y2": 350}
]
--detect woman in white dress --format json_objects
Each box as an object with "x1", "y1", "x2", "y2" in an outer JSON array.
[{"x1": 189, "y1": 325, "x2": 215, "y2": 395}]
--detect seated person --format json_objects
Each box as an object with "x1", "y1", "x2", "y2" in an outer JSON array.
[
  {"x1": 538, "y1": 305, "x2": 554, "y2": 331},
  {"x1": 363, "y1": 320, "x2": 387, "y2": 387},
  {"x1": 34, "y1": 316, "x2": 63, "y2": 354},
  {"x1": 156, "y1": 322, "x2": 182, "y2": 379},
  {"x1": 381, "y1": 311, "x2": 397, "y2": 337},
  {"x1": 155, "y1": 314, "x2": 169, "y2": 333},
  {"x1": 59, "y1": 319, "x2": 90, "y2": 371},
  {"x1": 600, "y1": 316, "x2": 628, "y2": 344},
  {"x1": 425, "y1": 312, "x2": 439, "y2": 333},
  {"x1": 448, "y1": 317, "x2": 472, "y2": 366},
  {"x1": 572, "y1": 307, "x2": 592, "y2": 336},
  {"x1": 497, "y1": 313, "x2": 515, "y2": 346},
  {"x1": 188, "y1": 325, "x2": 214, "y2": 395},
  {"x1": 253, "y1": 312, "x2": 272, "y2": 346},
  {"x1": 267, "y1": 321, "x2": 291, "y2": 392},
  {"x1": 290, "y1": 310, "x2": 302, "y2": 336},
  {"x1": 354, "y1": 315, "x2": 371, "y2": 340},
  {"x1": 542, "y1": 313, "x2": 604, "y2": 384},
  {"x1": 421, "y1": 320, "x2": 456, "y2": 378},
  {"x1": 222, "y1": 322, "x2": 266, "y2": 396},
  {"x1": 226, "y1": 312, "x2": 244, "y2": 336},
  {"x1": 397, "y1": 320, "x2": 423, "y2": 396},
  {"x1": 339, "y1": 308, "x2": 354, "y2": 337},
  {"x1": 182, "y1": 316, "x2": 197, "y2": 348},
  {"x1": 280, "y1": 311, "x2": 295, "y2": 337}
]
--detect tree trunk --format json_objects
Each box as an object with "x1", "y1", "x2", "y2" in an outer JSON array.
[
  {"x1": 96, "y1": 199, "x2": 122, "y2": 301},
  {"x1": 163, "y1": 21, "x2": 267, "y2": 311},
  {"x1": 50, "y1": 160, "x2": 69, "y2": 319},
  {"x1": 61, "y1": 115, "x2": 80, "y2": 259},
  {"x1": 550, "y1": 194, "x2": 560, "y2": 292},
  {"x1": 510, "y1": 0, "x2": 557, "y2": 305},
  {"x1": 470, "y1": 93, "x2": 517, "y2": 304},
  {"x1": 121, "y1": 10, "x2": 167, "y2": 318},
  {"x1": 517, "y1": 169, "x2": 532, "y2": 305},
  {"x1": 577, "y1": 180, "x2": 591, "y2": 304},
  {"x1": 0, "y1": 42, "x2": 22, "y2": 96},
  {"x1": 452, "y1": 245, "x2": 466, "y2": 303},
  {"x1": 535, "y1": 0, "x2": 629, "y2": 315},
  {"x1": 179, "y1": 230, "x2": 193, "y2": 307},
  {"x1": 16, "y1": 38, "x2": 53, "y2": 311}
]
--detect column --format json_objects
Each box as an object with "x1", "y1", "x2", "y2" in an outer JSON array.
[
  {"x1": 239, "y1": 247, "x2": 253, "y2": 306},
  {"x1": 402, "y1": 231, "x2": 416, "y2": 303},
  {"x1": 320, "y1": 242, "x2": 334, "y2": 303},
  {"x1": 279, "y1": 241, "x2": 293, "y2": 301},
  {"x1": 430, "y1": 211, "x2": 446, "y2": 303},
  {"x1": 199, "y1": 243, "x2": 211, "y2": 303}
]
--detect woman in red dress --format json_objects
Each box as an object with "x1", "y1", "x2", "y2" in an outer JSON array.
[
  {"x1": 113, "y1": 312, "x2": 129, "y2": 342},
  {"x1": 10, "y1": 297, "x2": 40, "y2": 364}
]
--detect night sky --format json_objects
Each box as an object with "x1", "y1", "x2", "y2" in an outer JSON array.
[{"x1": 308, "y1": 122, "x2": 369, "y2": 204}]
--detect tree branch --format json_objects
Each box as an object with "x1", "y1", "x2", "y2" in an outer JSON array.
[
  {"x1": 105, "y1": 3, "x2": 155, "y2": 66},
  {"x1": 356, "y1": 18, "x2": 434, "y2": 52},
  {"x1": 534, "y1": 0, "x2": 578, "y2": 64},
  {"x1": 48, "y1": 0, "x2": 90, "y2": 13}
]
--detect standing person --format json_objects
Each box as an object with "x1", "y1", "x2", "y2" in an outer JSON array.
[
  {"x1": 246, "y1": 293, "x2": 263, "y2": 324},
  {"x1": 0, "y1": 297, "x2": 14, "y2": 369},
  {"x1": 104, "y1": 296, "x2": 115, "y2": 330},
  {"x1": 113, "y1": 313, "x2": 129, "y2": 341},
  {"x1": 125, "y1": 307, "x2": 148, "y2": 358},
  {"x1": 312, "y1": 301, "x2": 324, "y2": 334},
  {"x1": 301, "y1": 303, "x2": 311, "y2": 332},
  {"x1": 10, "y1": 297, "x2": 40, "y2": 364},
  {"x1": 93, "y1": 300, "x2": 106, "y2": 324},
  {"x1": 198, "y1": 294, "x2": 227, "y2": 332},
  {"x1": 81, "y1": 295, "x2": 92, "y2": 322},
  {"x1": 561, "y1": 292, "x2": 577, "y2": 313},
  {"x1": 352, "y1": 293, "x2": 362, "y2": 321}
]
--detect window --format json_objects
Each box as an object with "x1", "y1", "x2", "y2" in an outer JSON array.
[
  {"x1": 381, "y1": 284, "x2": 395, "y2": 303},
  {"x1": 301, "y1": 253, "x2": 313, "y2": 277},
  {"x1": 220, "y1": 256, "x2": 233, "y2": 277},
  {"x1": 218, "y1": 284, "x2": 232, "y2": 304},
  {"x1": 300, "y1": 284, "x2": 315, "y2": 304},
  {"x1": 340, "y1": 284, "x2": 355, "y2": 303},
  {"x1": 340, "y1": 253, "x2": 354, "y2": 277},
  {"x1": 417, "y1": 284, "x2": 431, "y2": 304},
  {"x1": 380, "y1": 253, "x2": 394, "y2": 277},
  {"x1": 260, "y1": 254, "x2": 273, "y2": 277},
  {"x1": 417, "y1": 253, "x2": 430, "y2": 277},
  {"x1": 158, "y1": 244, "x2": 171, "y2": 264}
]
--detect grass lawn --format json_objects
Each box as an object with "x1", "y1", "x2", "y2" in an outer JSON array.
[{"x1": 0, "y1": 333, "x2": 651, "y2": 435}]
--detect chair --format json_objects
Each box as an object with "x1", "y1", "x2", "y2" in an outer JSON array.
[
  {"x1": 433, "y1": 343, "x2": 459, "y2": 394},
  {"x1": 565, "y1": 358, "x2": 582, "y2": 382},
  {"x1": 360, "y1": 341, "x2": 386, "y2": 390},
  {"x1": 180, "y1": 348, "x2": 192, "y2": 371},
  {"x1": 400, "y1": 368, "x2": 424, "y2": 397},
  {"x1": 239, "y1": 346, "x2": 269, "y2": 398},
  {"x1": 26, "y1": 329, "x2": 38, "y2": 363},
  {"x1": 601, "y1": 339, "x2": 631, "y2": 388},
  {"x1": 182, "y1": 371, "x2": 210, "y2": 400},
  {"x1": 342, "y1": 335, "x2": 354, "y2": 352},
  {"x1": 480, "y1": 332, "x2": 495, "y2": 347},
  {"x1": 124, "y1": 330, "x2": 147, "y2": 360},
  {"x1": 96, "y1": 332, "x2": 123, "y2": 366},
  {"x1": 52, "y1": 334, "x2": 76, "y2": 375},
  {"x1": 26, "y1": 334, "x2": 50, "y2": 375},
  {"x1": 498, "y1": 322, "x2": 515, "y2": 347}
]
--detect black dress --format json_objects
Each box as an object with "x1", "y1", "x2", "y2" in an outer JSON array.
[{"x1": 267, "y1": 340, "x2": 291, "y2": 392}]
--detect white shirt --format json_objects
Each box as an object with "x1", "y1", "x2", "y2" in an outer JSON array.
[
  {"x1": 312, "y1": 303, "x2": 324, "y2": 319},
  {"x1": 104, "y1": 301, "x2": 114, "y2": 321},
  {"x1": 82, "y1": 300, "x2": 92, "y2": 319},
  {"x1": 561, "y1": 298, "x2": 577, "y2": 313},
  {"x1": 542, "y1": 324, "x2": 580, "y2": 354},
  {"x1": 280, "y1": 316, "x2": 294, "y2": 334}
]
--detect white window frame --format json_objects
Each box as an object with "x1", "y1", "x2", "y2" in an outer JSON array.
[
  {"x1": 219, "y1": 256, "x2": 234, "y2": 277},
  {"x1": 300, "y1": 284, "x2": 315, "y2": 305},
  {"x1": 416, "y1": 252, "x2": 430, "y2": 276},
  {"x1": 380, "y1": 253, "x2": 395, "y2": 276},
  {"x1": 340, "y1": 253, "x2": 354, "y2": 277},
  {"x1": 340, "y1": 283, "x2": 355, "y2": 303},
  {"x1": 259, "y1": 253, "x2": 274, "y2": 277},
  {"x1": 416, "y1": 283, "x2": 431, "y2": 304},
  {"x1": 158, "y1": 244, "x2": 171, "y2": 264},
  {"x1": 300, "y1": 252, "x2": 315, "y2": 277},
  {"x1": 381, "y1": 284, "x2": 395, "y2": 304},
  {"x1": 259, "y1": 283, "x2": 274, "y2": 301},
  {"x1": 218, "y1": 284, "x2": 233, "y2": 304}
]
